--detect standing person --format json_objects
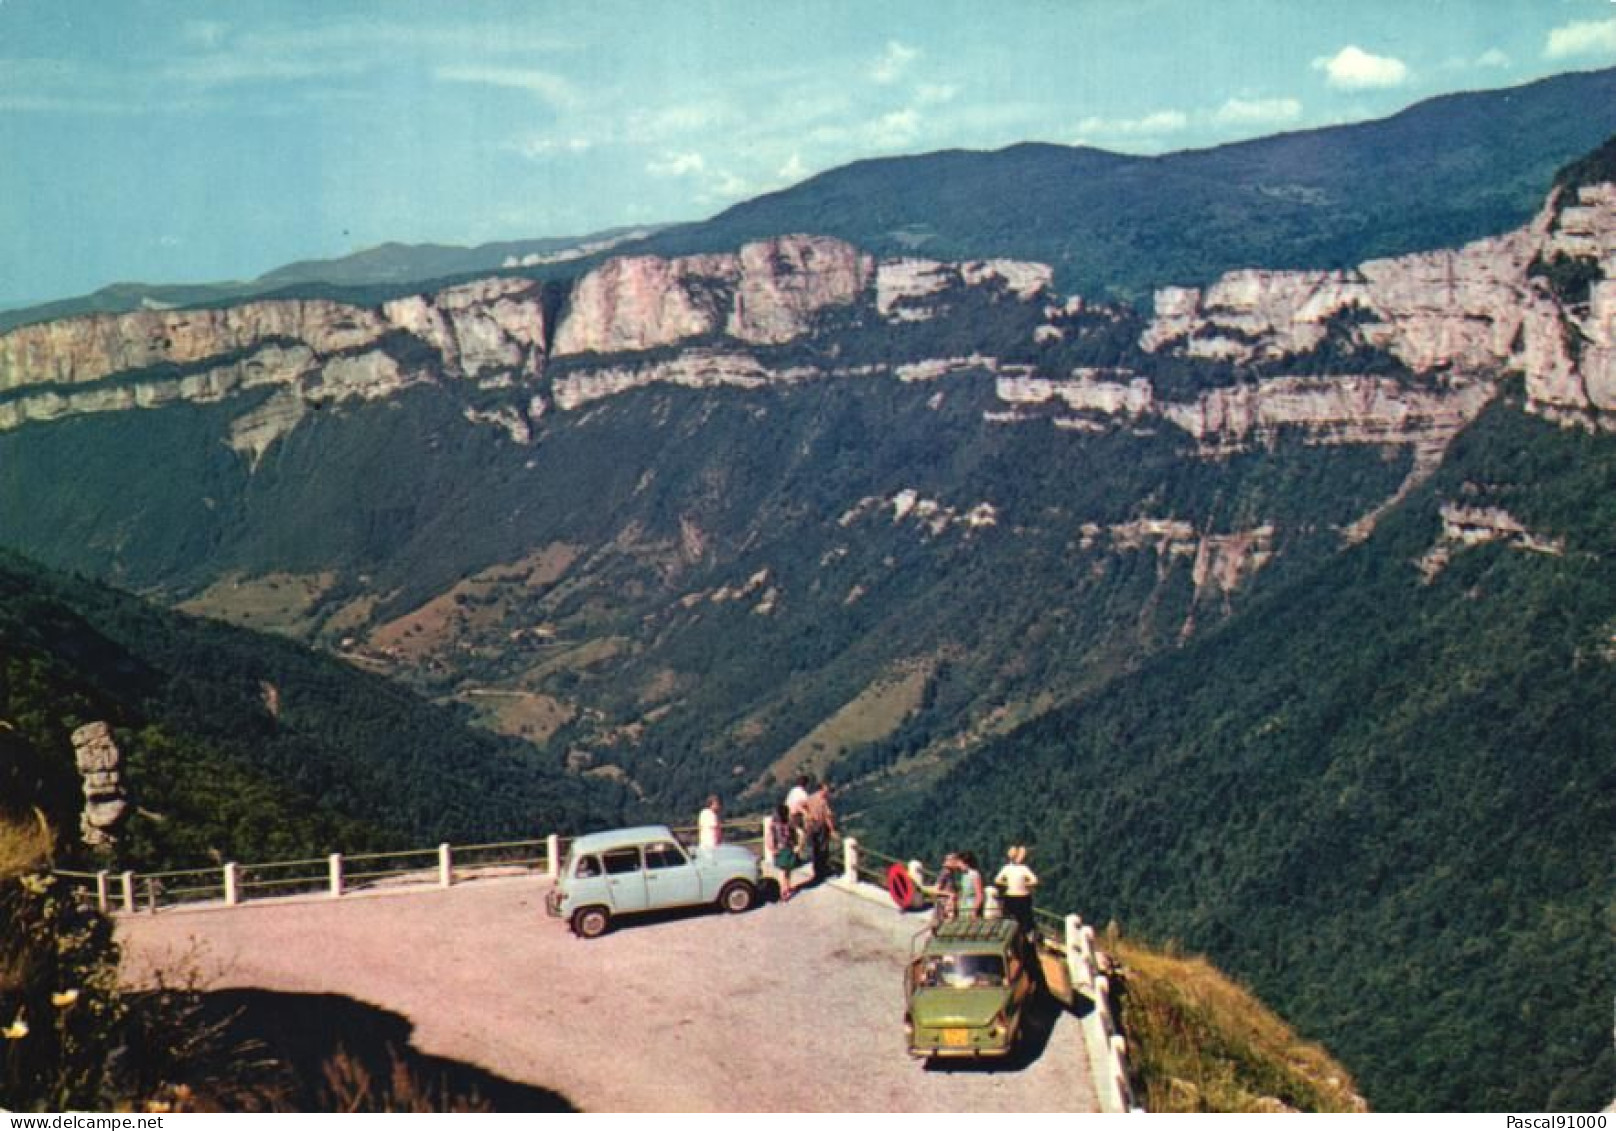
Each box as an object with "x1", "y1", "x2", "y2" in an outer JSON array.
[
  {"x1": 784, "y1": 774, "x2": 810, "y2": 817},
  {"x1": 767, "y1": 803, "x2": 804, "y2": 901},
  {"x1": 933, "y1": 853, "x2": 961, "y2": 922},
  {"x1": 957, "y1": 851, "x2": 986, "y2": 919},
  {"x1": 698, "y1": 795, "x2": 723, "y2": 848},
  {"x1": 994, "y1": 845, "x2": 1039, "y2": 938},
  {"x1": 802, "y1": 780, "x2": 838, "y2": 879}
]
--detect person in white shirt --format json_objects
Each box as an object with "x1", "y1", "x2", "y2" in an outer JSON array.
[
  {"x1": 698, "y1": 795, "x2": 723, "y2": 848},
  {"x1": 784, "y1": 775, "x2": 810, "y2": 816},
  {"x1": 994, "y1": 845, "x2": 1038, "y2": 937}
]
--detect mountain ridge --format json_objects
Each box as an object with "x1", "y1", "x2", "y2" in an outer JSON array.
[{"x1": 4, "y1": 67, "x2": 1612, "y2": 334}]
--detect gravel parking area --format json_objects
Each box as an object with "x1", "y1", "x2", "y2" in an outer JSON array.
[{"x1": 119, "y1": 875, "x2": 1097, "y2": 1112}]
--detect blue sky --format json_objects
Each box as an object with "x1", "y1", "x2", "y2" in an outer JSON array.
[{"x1": 2, "y1": 0, "x2": 1614, "y2": 308}]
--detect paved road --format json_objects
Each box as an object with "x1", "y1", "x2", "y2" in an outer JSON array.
[{"x1": 119, "y1": 875, "x2": 1097, "y2": 1113}]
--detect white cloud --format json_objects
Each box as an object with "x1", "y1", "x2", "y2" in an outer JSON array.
[
  {"x1": 1474, "y1": 47, "x2": 1511, "y2": 69},
  {"x1": 647, "y1": 151, "x2": 707, "y2": 177},
  {"x1": 1213, "y1": 96, "x2": 1303, "y2": 126},
  {"x1": 508, "y1": 135, "x2": 594, "y2": 160},
  {"x1": 777, "y1": 152, "x2": 809, "y2": 182},
  {"x1": 710, "y1": 171, "x2": 751, "y2": 197},
  {"x1": 1544, "y1": 18, "x2": 1616, "y2": 60},
  {"x1": 871, "y1": 108, "x2": 921, "y2": 146},
  {"x1": 434, "y1": 65, "x2": 577, "y2": 107},
  {"x1": 1074, "y1": 109, "x2": 1188, "y2": 137},
  {"x1": 1311, "y1": 45, "x2": 1409, "y2": 90},
  {"x1": 915, "y1": 82, "x2": 958, "y2": 106},
  {"x1": 871, "y1": 40, "x2": 920, "y2": 84}
]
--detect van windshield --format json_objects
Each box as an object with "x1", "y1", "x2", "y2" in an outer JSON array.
[{"x1": 919, "y1": 953, "x2": 1005, "y2": 989}]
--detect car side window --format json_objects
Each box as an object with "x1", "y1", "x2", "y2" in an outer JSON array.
[
  {"x1": 575, "y1": 854, "x2": 602, "y2": 879},
  {"x1": 643, "y1": 841, "x2": 688, "y2": 870},
  {"x1": 602, "y1": 847, "x2": 642, "y2": 876}
]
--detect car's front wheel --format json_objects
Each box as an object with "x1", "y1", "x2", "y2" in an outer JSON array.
[
  {"x1": 718, "y1": 880, "x2": 756, "y2": 914},
  {"x1": 572, "y1": 906, "x2": 611, "y2": 938}
]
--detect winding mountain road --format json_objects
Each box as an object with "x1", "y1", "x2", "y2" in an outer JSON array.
[{"x1": 118, "y1": 874, "x2": 1097, "y2": 1112}]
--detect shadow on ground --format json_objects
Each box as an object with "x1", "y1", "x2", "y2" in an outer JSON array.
[{"x1": 175, "y1": 988, "x2": 576, "y2": 1112}]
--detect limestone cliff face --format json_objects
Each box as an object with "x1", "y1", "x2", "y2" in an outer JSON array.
[
  {"x1": 0, "y1": 299, "x2": 389, "y2": 391},
  {"x1": 1141, "y1": 181, "x2": 1616, "y2": 424},
  {"x1": 0, "y1": 278, "x2": 549, "y2": 447},
  {"x1": 0, "y1": 279, "x2": 548, "y2": 395},
  {"x1": 552, "y1": 235, "x2": 874, "y2": 355}
]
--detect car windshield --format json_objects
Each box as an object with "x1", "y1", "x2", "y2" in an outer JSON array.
[{"x1": 919, "y1": 953, "x2": 1005, "y2": 989}]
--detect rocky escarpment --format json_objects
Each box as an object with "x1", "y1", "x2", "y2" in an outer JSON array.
[
  {"x1": 0, "y1": 277, "x2": 551, "y2": 457},
  {"x1": 1141, "y1": 182, "x2": 1616, "y2": 426},
  {"x1": 552, "y1": 235, "x2": 875, "y2": 354},
  {"x1": 0, "y1": 172, "x2": 1607, "y2": 476},
  {"x1": 1416, "y1": 501, "x2": 1567, "y2": 581}
]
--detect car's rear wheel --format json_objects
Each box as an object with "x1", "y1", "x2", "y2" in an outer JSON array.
[
  {"x1": 718, "y1": 880, "x2": 756, "y2": 914},
  {"x1": 572, "y1": 906, "x2": 610, "y2": 938}
]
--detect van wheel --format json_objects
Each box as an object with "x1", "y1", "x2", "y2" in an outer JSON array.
[
  {"x1": 572, "y1": 906, "x2": 610, "y2": 938},
  {"x1": 718, "y1": 880, "x2": 756, "y2": 914}
]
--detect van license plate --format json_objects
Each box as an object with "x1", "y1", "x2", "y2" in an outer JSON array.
[{"x1": 943, "y1": 1029, "x2": 969, "y2": 1047}]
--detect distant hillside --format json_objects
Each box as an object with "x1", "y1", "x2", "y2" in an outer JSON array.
[
  {"x1": 0, "y1": 226, "x2": 659, "y2": 335},
  {"x1": 0, "y1": 552, "x2": 628, "y2": 870},
  {"x1": 641, "y1": 67, "x2": 1616, "y2": 300},
  {"x1": 870, "y1": 393, "x2": 1616, "y2": 1112},
  {"x1": 253, "y1": 226, "x2": 661, "y2": 290}
]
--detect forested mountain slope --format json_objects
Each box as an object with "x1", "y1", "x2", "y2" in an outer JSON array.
[
  {"x1": 0, "y1": 552, "x2": 626, "y2": 870},
  {"x1": 641, "y1": 67, "x2": 1616, "y2": 299}
]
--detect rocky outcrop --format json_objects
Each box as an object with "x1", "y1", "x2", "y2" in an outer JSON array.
[
  {"x1": 72, "y1": 722, "x2": 128, "y2": 848},
  {"x1": 553, "y1": 235, "x2": 872, "y2": 355},
  {"x1": 1417, "y1": 502, "x2": 1566, "y2": 580},
  {"x1": 551, "y1": 350, "x2": 815, "y2": 411},
  {"x1": 381, "y1": 277, "x2": 548, "y2": 381},
  {"x1": 729, "y1": 237, "x2": 872, "y2": 344},
  {"x1": 875, "y1": 257, "x2": 1052, "y2": 320},
  {"x1": 995, "y1": 368, "x2": 1495, "y2": 458},
  {"x1": 838, "y1": 489, "x2": 999, "y2": 537},
  {"x1": 1158, "y1": 375, "x2": 1497, "y2": 458},
  {"x1": 1141, "y1": 181, "x2": 1616, "y2": 425},
  {"x1": 997, "y1": 370, "x2": 1153, "y2": 416},
  {"x1": 1076, "y1": 518, "x2": 1277, "y2": 616}
]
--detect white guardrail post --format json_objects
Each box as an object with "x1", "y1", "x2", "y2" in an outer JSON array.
[
  {"x1": 328, "y1": 852, "x2": 344, "y2": 898},
  {"x1": 546, "y1": 834, "x2": 560, "y2": 878},
  {"x1": 95, "y1": 870, "x2": 110, "y2": 915},
  {"x1": 223, "y1": 861, "x2": 240, "y2": 906},
  {"x1": 841, "y1": 836, "x2": 859, "y2": 881},
  {"x1": 438, "y1": 843, "x2": 453, "y2": 888},
  {"x1": 120, "y1": 870, "x2": 135, "y2": 914}
]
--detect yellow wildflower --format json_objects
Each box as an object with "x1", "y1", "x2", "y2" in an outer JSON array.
[
  {"x1": 51, "y1": 988, "x2": 80, "y2": 1008},
  {"x1": 2, "y1": 1012, "x2": 27, "y2": 1039}
]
